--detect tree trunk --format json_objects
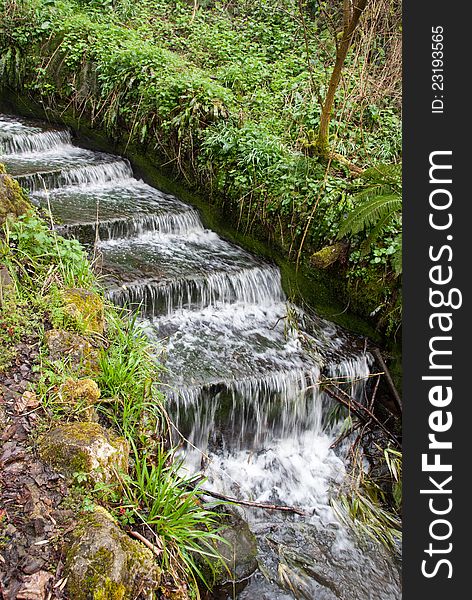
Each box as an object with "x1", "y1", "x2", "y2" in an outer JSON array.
[{"x1": 317, "y1": 0, "x2": 369, "y2": 156}]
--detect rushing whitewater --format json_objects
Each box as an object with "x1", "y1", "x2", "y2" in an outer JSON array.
[{"x1": 1, "y1": 113, "x2": 400, "y2": 599}]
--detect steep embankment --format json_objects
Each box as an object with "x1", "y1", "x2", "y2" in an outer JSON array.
[{"x1": 0, "y1": 0, "x2": 402, "y2": 337}]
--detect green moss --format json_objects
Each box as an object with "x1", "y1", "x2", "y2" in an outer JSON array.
[
  {"x1": 63, "y1": 288, "x2": 104, "y2": 334},
  {"x1": 93, "y1": 580, "x2": 126, "y2": 600},
  {"x1": 66, "y1": 507, "x2": 160, "y2": 600},
  {"x1": 38, "y1": 422, "x2": 129, "y2": 481},
  {"x1": 45, "y1": 328, "x2": 101, "y2": 374},
  {"x1": 0, "y1": 165, "x2": 31, "y2": 224},
  {"x1": 310, "y1": 243, "x2": 347, "y2": 269},
  {"x1": 56, "y1": 378, "x2": 101, "y2": 421}
]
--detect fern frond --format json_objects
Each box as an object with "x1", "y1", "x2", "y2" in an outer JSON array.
[
  {"x1": 338, "y1": 194, "x2": 402, "y2": 238},
  {"x1": 360, "y1": 211, "x2": 397, "y2": 255}
]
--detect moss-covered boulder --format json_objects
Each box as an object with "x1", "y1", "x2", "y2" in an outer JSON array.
[
  {"x1": 66, "y1": 506, "x2": 160, "y2": 600},
  {"x1": 0, "y1": 164, "x2": 31, "y2": 225},
  {"x1": 38, "y1": 422, "x2": 129, "y2": 482},
  {"x1": 45, "y1": 328, "x2": 100, "y2": 374},
  {"x1": 63, "y1": 288, "x2": 104, "y2": 334},
  {"x1": 57, "y1": 378, "x2": 101, "y2": 421},
  {"x1": 310, "y1": 242, "x2": 348, "y2": 269}
]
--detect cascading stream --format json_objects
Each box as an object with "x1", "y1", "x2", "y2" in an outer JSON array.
[{"x1": 1, "y1": 114, "x2": 400, "y2": 599}]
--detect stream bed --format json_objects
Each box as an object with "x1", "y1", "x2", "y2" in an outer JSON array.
[{"x1": 0, "y1": 114, "x2": 401, "y2": 599}]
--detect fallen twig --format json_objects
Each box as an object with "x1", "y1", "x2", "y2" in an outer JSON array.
[
  {"x1": 371, "y1": 347, "x2": 402, "y2": 414},
  {"x1": 323, "y1": 381, "x2": 401, "y2": 448},
  {"x1": 129, "y1": 530, "x2": 162, "y2": 556},
  {"x1": 200, "y1": 488, "x2": 308, "y2": 516}
]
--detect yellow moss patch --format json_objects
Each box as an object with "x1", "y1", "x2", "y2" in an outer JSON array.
[
  {"x1": 0, "y1": 165, "x2": 31, "y2": 225},
  {"x1": 38, "y1": 421, "x2": 129, "y2": 482},
  {"x1": 66, "y1": 506, "x2": 160, "y2": 600},
  {"x1": 57, "y1": 378, "x2": 101, "y2": 421},
  {"x1": 44, "y1": 328, "x2": 100, "y2": 375},
  {"x1": 63, "y1": 288, "x2": 104, "y2": 334},
  {"x1": 310, "y1": 242, "x2": 348, "y2": 269}
]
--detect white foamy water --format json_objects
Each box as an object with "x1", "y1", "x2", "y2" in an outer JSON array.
[{"x1": 0, "y1": 129, "x2": 73, "y2": 155}]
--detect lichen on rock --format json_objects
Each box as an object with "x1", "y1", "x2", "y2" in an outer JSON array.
[
  {"x1": 63, "y1": 288, "x2": 104, "y2": 334},
  {"x1": 0, "y1": 164, "x2": 31, "y2": 225},
  {"x1": 38, "y1": 422, "x2": 129, "y2": 482},
  {"x1": 57, "y1": 378, "x2": 101, "y2": 421},
  {"x1": 65, "y1": 506, "x2": 160, "y2": 600},
  {"x1": 45, "y1": 328, "x2": 100, "y2": 374}
]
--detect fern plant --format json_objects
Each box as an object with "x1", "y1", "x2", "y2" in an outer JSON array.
[{"x1": 338, "y1": 164, "x2": 402, "y2": 275}]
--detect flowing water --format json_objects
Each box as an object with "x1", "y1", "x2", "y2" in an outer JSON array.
[{"x1": 1, "y1": 114, "x2": 401, "y2": 599}]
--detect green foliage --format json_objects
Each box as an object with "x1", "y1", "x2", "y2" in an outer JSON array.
[
  {"x1": 0, "y1": 209, "x2": 93, "y2": 371},
  {"x1": 2, "y1": 211, "x2": 94, "y2": 287},
  {"x1": 118, "y1": 442, "x2": 224, "y2": 590},
  {"x1": 331, "y1": 445, "x2": 402, "y2": 551},
  {"x1": 339, "y1": 164, "x2": 402, "y2": 276},
  {"x1": 0, "y1": 0, "x2": 402, "y2": 332}
]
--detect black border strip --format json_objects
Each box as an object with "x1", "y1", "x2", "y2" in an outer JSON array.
[{"x1": 404, "y1": 2, "x2": 468, "y2": 596}]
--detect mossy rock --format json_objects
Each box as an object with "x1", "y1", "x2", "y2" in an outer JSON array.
[
  {"x1": 0, "y1": 165, "x2": 31, "y2": 225},
  {"x1": 63, "y1": 288, "x2": 104, "y2": 334},
  {"x1": 44, "y1": 328, "x2": 100, "y2": 374},
  {"x1": 0, "y1": 265, "x2": 14, "y2": 305},
  {"x1": 310, "y1": 243, "x2": 348, "y2": 269},
  {"x1": 38, "y1": 422, "x2": 129, "y2": 482},
  {"x1": 57, "y1": 378, "x2": 101, "y2": 421},
  {"x1": 66, "y1": 506, "x2": 160, "y2": 600},
  {"x1": 205, "y1": 510, "x2": 258, "y2": 585}
]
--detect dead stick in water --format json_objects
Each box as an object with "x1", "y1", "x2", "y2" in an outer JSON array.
[
  {"x1": 371, "y1": 347, "x2": 402, "y2": 414},
  {"x1": 200, "y1": 488, "x2": 309, "y2": 516},
  {"x1": 323, "y1": 383, "x2": 401, "y2": 448}
]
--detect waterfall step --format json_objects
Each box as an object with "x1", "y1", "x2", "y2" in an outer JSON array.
[
  {"x1": 99, "y1": 233, "x2": 284, "y2": 313},
  {"x1": 106, "y1": 264, "x2": 284, "y2": 316},
  {"x1": 0, "y1": 114, "x2": 51, "y2": 138},
  {"x1": 141, "y1": 303, "x2": 367, "y2": 388},
  {"x1": 9, "y1": 156, "x2": 133, "y2": 192},
  {"x1": 31, "y1": 183, "x2": 203, "y2": 241},
  {"x1": 0, "y1": 128, "x2": 73, "y2": 156},
  {"x1": 1, "y1": 144, "x2": 111, "y2": 175}
]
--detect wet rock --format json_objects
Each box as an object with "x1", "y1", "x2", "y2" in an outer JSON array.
[
  {"x1": 256, "y1": 520, "x2": 401, "y2": 600},
  {"x1": 65, "y1": 506, "x2": 160, "y2": 600},
  {"x1": 0, "y1": 165, "x2": 31, "y2": 225},
  {"x1": 63, "y1": 288, "x2": 104, "y2": 334},
  {"x1": 44, "y1": 329, "x2": 100, "y2": 374},
  {"x1": 209, "y1": 510, "x2": 258, "y2": 585},
  {"x1": 57, "y1": 378, "x2": 101, "y2": 421},
  {"x1": 38, "y1": 422, "x2": 129, "y2": 482}
]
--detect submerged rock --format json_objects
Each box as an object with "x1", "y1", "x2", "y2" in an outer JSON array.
[
  {"x1": 255, "y1": 519, "x2": 401, "y2": 600},
  {"x1": 63, "y1": 288, "x2": 105, "y2": 334},
  {"x1": 0, "y1": 164, "x2": 31, "y2": 225},
  {"x1": 38, "y1": 422, "x2": 128, "y2": 482},
  {"x1": 66, "y1": 506, "x2": 160, "y2": 600}
]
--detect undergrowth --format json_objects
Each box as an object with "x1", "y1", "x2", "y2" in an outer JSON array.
[{"x1": 0, "y1": 0, "x2": 402, "y2": 335}]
